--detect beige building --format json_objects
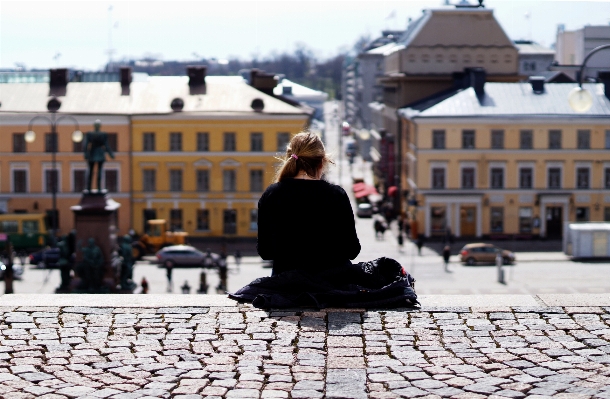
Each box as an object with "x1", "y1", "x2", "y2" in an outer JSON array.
[{"x1": 400, "y1": 79, "x2": 610, "y2": 239}]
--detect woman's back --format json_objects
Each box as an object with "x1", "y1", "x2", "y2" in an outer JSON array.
[{"x1": 257, "y1": 179, "x2": 360, "y2": 274}]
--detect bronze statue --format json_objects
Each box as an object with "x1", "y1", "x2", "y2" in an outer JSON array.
[{"x1": 83, "y1": 119, "x2": 115, "y2": 192}]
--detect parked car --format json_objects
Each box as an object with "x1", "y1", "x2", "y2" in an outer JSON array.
[
  {"x1": 345, "y1": 140, "x2": 357, "y2": 158},
  {"x1": 459, "y1": 243, "x2": 515, "y2": 265},
  {"x1": 29, "y1": 247, "x2": 60, "y2": 269},
  {"x1": 356, "y1": 203, "x2": 374, "y2": 218},
  {"x1": 0, "y1": 261, "x2": 24, "y2": 280},
  {"x1": 155, "y1": 245, "x2": 220, "y2": 268}
]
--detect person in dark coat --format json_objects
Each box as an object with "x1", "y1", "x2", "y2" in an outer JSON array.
[
  {"x1": 256, "y1": 132, "x2": 361, "y2": 276},
  {"x1": 416, "y1": 235, "x2": 424, "y2": 256},
  {"x1": 442, "y1": 245, "x2": 451, "y2": 272}
]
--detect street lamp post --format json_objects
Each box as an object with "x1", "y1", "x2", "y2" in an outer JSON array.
[
  {"x1": 568, "y1": 44, "x2": 610, "y2": 112},
  {"x1": 24, "y1": 97, "x2": 82, "y2": 247}
]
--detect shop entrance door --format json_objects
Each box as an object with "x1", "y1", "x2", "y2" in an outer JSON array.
[
  {"x1": 460, "y1": 206, "x2": 476, "y2": 237},
  {"x1": 546, "y1": 206, "x2": 562, "y2": 239}
]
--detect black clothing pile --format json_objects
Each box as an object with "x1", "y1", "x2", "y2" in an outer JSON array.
[
  {"x1": 229, "y1": 257, "x2": 418, "y2": 309},
  {"x1": 257, "y1": 179, "x2": 361, "y2": 275}
]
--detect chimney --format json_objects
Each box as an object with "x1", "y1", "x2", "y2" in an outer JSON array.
[
  {"x1": 529, "y1": 76, "x2": 545, "y2": 94},
  {"x1": 187, "y1": 66, "x2": 207, "y2": 86},
  {"x1": 598, "y1": 71, "x2": 610, "y2": 100},
  {"x1": 120, "y1": 67, "x2": 132, "y2": 87},
  {"x1": 49, "y1": 68, "x2": 69, "y2": 88},
  {"x1": 250, "y1": 69, "x2": 278, "y2": 95},
  {"x1": 469, "y1": 68, "x2": 486, "y2": 97}
]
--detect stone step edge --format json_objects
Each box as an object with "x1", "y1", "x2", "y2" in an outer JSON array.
[{"x1": 0, "y1": 293, "x2": 608, "y2": 308}]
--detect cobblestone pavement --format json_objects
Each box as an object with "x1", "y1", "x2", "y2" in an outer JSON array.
[{"x1": 1, "y1": 301, "x2": 610, "y2": 398}]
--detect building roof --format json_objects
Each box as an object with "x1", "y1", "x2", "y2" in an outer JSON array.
[
  {"x1": 405, "y1": 83, "x2": 610, "y2": 118},
  {"x1": 0, "y1": 76, "x2": 308, "y2": 116},
  {"x1": 273, "y1": 78, "x2": 328, "y2": 102},
  {"x1": 514, "y1": 41, "x2": 555, "y2": 55}
]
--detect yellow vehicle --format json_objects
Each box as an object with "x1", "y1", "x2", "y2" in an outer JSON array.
[
  {"x1": 132, "y1": 219, "x2": 188, "y2": 259},
  {"x1": 0, "y1": 213, "x2": 50, "y2": 253}
]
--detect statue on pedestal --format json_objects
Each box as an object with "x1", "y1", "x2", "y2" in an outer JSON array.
[{"x1": 83, "y1": 119, "x2": 115, "y2": 192}]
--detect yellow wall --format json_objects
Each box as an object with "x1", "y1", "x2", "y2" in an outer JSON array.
[
  {"x1": 405, "y1": 120, "x2": 610, "y2": 237},
  {"x1": 131, "y1": 116, "x2": 308, "y2": 237},
  {"x1": 0, "y1": 119, "x2": 131, "y2": 236}
]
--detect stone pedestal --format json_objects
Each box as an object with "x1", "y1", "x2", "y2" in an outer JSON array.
[{"x1": 70, "y1": 190, "x2": 124, "y2": 293}]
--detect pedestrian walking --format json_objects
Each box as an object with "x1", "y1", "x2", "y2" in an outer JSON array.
[
  {"x1": 397, "y1": 232, "x2": 404, "y2": 251},
  {"x1": 442, "y1": 245, "x2": 451, "y2": 272},
  {"x1": 165, "y1": 262, "x2": 173, "y2": 292},
  {"x1": 234, "y1": 250, "x2": 242, "y2": 270},
  {"x1": 416, "y1": 235, "x2": 424, "y2": 256},
  {"x1": 374, "y1": 218, "x2": 386, "y2": 240}
]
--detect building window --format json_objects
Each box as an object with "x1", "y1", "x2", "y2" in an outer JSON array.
[
  {"x1": 107, "y1": 133, "x2": 118, "y2": 152},
  {"x1": 490, "y1": 207, "x2": 504, "y2": 233},
  {"x1": 169, "y1": 170, "x2": 183, "y2": 192},
  {"x1": 197, "y1": 132, "x2": 209, "y2": 152},
  {"x1": 430, "y1": 207, "x2": 446, "y2": 234},
  {"x1": 250, "y1": 170, "x2": 263, "y2": 192},
  {"x1": 45, "y1": 169, "x2": 58, "y2": 193},
  {"x1": 576, "y1": 207, "x2": 589, "y2": 222},
  {"x1": 169, "y1": 209, "x2": 183, "y2": 231},
  {"x1": 520, "y1": 130, "x2": 533, "y2": 149},
  {"x1": 605, "y1": 168, "x2": 610, "y2": 189},
  {"x1": 605, "y1": 130, "x2": 610, "y2": 149},
  {"x1": 519, "y1": 207, "x2": 533, "y2": 233},
  {"x1": 73, "y1": 139, "x2": 83, "y2": 153},
  {"x1": 105, "y1": 170, "x2": 118, "y2": 192},
  {"x1": 196, "y1": 170, "x2": 210, "y2": 192},
  {"x1": 519, "y1": 168, "x2": 533, "y2": 189},
  {"x1": 45, "y1": 133, "x2": 57, "y2": 153},
  {"x1": 576, "y1": 167, "x2": 590, "y2": 189},
  {"x1": 224, "y1": 133, "x2": 236, "y2": 151},
  {"x1": 549, "y1": 130, "x2": 562, "y2": 149},
  {"x1": 605, "y1": 207, "x2": 610, "y2": 222},
  {"x1": 250, "y1": 209, "x2": 258, "y2": 230},
  {"x1": 432, "y1": 168, "x2": 445, "y2": 189},
  {"x1": 13, "y1": 133, "x2": 26, "y2": 153},
  {"x1": 491, "y1": 130, "x2": 504, "y2": 149},
  {"x1": 196, "y1": 209, "x2": 209, "y2": 231},
  {"x1": 223, "y1": 209, "x2": 237, "y2": 234},
  {"x1": 462, "y1": 130, "x2": 475, "y2": 149},
  {"x1": 143, "y1": 132, "x2": 155, "y2": 151},
  {"x1": 490, "y1": 168, "x2": 504, "y2": 189},
  {"x1": 432, "y1": 130, "x2": 445, "y2": 149},
  {"x1": 577, "y1": 130, "x2": 590, "y2": 149},
  {"x1": 169, "y1": 132, "x2": 182, "y2": 152},
  {"x1": 143, "y1": 170, "x2": 156, "y2": 192},
  {"x1": 223, "y1": 170, "x2": 236, "y2": 192},
  {"x1": 277, "y1": 132, "x2": 290, "y2": 152},
  {"x1": 461, "y1": 168, "x2": 475, "y2": 189},
  {"x1": 548, "y1": 167, "x2": 561, "y2": 189},
  {"x1": 73, "y1": 170, "x2": 86, "y2": 192},
  {"x1": 250, "y1": 132, "x2": 263, "y2": 152},
  {"x1": 13, "y1": 170, "x2": 27, "y2": 193}
]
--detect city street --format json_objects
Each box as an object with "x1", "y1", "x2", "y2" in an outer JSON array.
[{"x1": 4, "y1": 100, "x2": 610, "y2": 296}]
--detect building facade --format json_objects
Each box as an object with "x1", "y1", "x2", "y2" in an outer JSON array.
[
  {"x1": 400, "y1": 80, "x2": 610, "y2": 239},
  {"x1": 0, "y1": 70, "x2": 309, "y2": 239}
]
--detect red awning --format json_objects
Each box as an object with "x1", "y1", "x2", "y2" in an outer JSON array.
[
  {"x1": 352, "y1": 182, "x2": 366, "y2": 192},
  {"x1": 354, "y1": 186, "x2": 379, "y2": 198}
]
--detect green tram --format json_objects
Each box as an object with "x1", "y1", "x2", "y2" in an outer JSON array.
[{"x1": 0, "y1": 213, "x2": 50, "y2": 253}]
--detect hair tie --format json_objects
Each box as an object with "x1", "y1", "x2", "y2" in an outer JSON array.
[{"x1": 291, "y1": 154, "x2": 298, "y2": 160}]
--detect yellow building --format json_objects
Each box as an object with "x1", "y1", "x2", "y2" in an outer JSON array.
[
  {"x1": 0, "y1": 69, "x2": 309, "y2": 239},
  {"x1": 400, "y1": 79, "x2": 610, "y2": 239},
  {"x1": 129, "y1": 75, "x2": 309, "y2": 238},
  {"x1": 0, "y1": 80, "x2": 132, "y2": 236}
]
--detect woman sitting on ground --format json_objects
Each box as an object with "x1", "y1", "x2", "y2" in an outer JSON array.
[{"x1": 230, "y1": 132, "x2": 417, "y2": 309}]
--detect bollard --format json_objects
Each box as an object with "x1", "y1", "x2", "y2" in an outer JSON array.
[
  {"x1": 197, "y1": 271, "x2": 208, "y2": 294},
  {"x1": 496, "y1": 252, "x2": 505, "y2": 284}
]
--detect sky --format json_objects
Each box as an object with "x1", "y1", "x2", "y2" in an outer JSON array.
[{"x1": 1, "y1": 0, "x2": 609, "y2": 71}]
